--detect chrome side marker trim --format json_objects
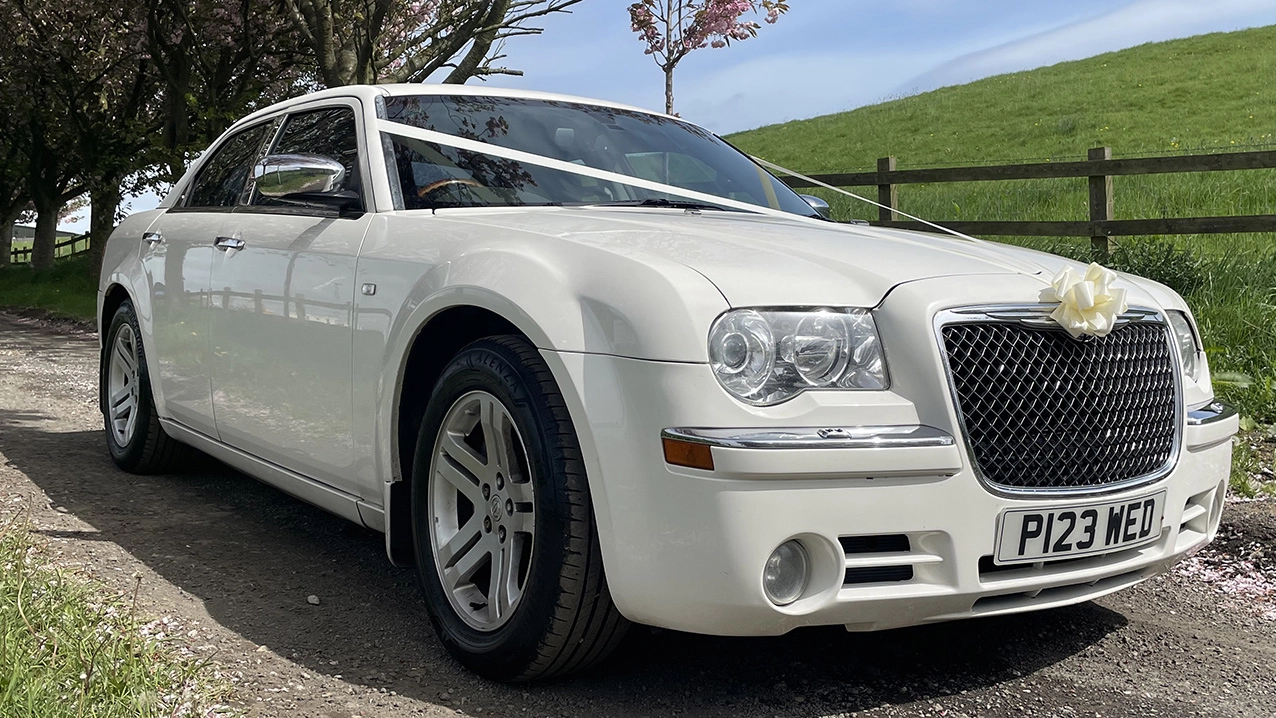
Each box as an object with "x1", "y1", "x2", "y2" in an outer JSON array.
[
  {"x1": 1186, "y1": 401, "x2": 1237, "y2": 426},
  {"x1": 661, "y1": 425, "x2": 955, "y2": 450}
]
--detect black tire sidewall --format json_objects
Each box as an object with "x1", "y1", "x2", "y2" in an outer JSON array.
[
  {"x1": 101, "y1": 301, "x2": 157, "y2": 467},
  {"x1": 411, "y1": 339, "x2": 577, "y2": 680}
]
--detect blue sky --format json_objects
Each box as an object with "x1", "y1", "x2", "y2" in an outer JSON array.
[
  {"x1": 481, "y1": 0, "x2": 1276, "y2": 134},
  {"x1": 66, "y1": 0, "x2": 1276, "y2": 231}
]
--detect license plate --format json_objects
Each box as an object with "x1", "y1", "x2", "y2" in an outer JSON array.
[{"x1": 994, "y1": 491, "x2": 1166, "y2": 564}]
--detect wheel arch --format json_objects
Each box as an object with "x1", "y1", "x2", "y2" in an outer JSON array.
[
  {"x1": 384, "y1": 301, "x2": 586, "y2": 567},
  {"x1": 98, "y1": 282, "x2": 135, "y2": 416}
]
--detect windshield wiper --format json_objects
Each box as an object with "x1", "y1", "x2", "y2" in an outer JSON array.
[{"x1": 579, "y1": 198, "x2": 738, "y2": 212}]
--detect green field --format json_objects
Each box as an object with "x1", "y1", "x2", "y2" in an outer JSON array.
[{"x1": 730, "y1": 25, "x2": 1276, "y2": 429}]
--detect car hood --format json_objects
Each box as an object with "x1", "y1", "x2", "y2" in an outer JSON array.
[{"x1": 431, "y1": 207, "x2": 1115, "y2": 307}]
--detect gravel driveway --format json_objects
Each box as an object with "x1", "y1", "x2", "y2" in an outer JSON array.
[{"x1": 0, "y1": 310, "x2": 1273, "y2": 718}]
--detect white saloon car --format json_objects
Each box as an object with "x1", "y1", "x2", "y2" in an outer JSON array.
[{"x1": 98, "y1": 85, "x2": 1238, "y2": 681}]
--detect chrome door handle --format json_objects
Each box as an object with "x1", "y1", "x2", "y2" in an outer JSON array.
[
  {"x1": 143, "y1": 231, "x2": 163, "y2": 245},
  {"x1": 214, "y1": 236, "x2": 246, "y2": 251}
]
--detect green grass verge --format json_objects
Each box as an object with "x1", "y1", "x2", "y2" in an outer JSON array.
[
  {"x1": 0, "y1": 254, "x2": 98, "y2": 322},
  {"x1": 0, "y1": 518, "x2": 232, "y2": 716}
]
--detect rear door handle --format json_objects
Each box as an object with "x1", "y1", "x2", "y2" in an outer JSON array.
[
  {"x1": 214, "y1": 236, "x2": 246, "y2": 251},
  {"x1": 143, "y1": 231, "x2": 163, "y2": 245}
]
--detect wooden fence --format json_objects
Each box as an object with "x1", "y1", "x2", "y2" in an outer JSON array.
[
  {"x1": 782, "y1": 146, "x2": 1276, "y2": 255},
  {"x1": 9, "y1": 233, "x2": 91, "y2": 264}
]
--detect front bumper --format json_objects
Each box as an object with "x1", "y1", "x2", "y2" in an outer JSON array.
[{"x1": 545, "y1": 349, "x2": 1236, "y2": 637}]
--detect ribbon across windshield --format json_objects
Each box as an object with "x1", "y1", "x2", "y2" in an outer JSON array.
[{"x1": 376, "y1": 94, "x2": 819, "y2": 219}]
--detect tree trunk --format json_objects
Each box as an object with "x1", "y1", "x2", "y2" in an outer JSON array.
[
  {"x1": 88, "y1": 181, "x2": 122, "y2": 278},
  {"x1": 665, "y1": 66, "x2": 674, "y2": 115},
  {"x1": 31, "y1": 200, "x2": 59, "y2": 271},
  {"x1": 0, "y1": 213, "x2": 15, "y2": 268}
]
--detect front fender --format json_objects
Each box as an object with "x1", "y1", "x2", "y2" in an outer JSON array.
[{"x1": 352, "y1": 210, "x2": 729, "y2": 494}]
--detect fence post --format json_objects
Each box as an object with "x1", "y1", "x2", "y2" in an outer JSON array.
[
  {"x1": 1088, "y1": 147, "x2": 1115, "y2": 258},
  {"x1": 877, "y1": 156, "x2": 898, "y2": 222}
]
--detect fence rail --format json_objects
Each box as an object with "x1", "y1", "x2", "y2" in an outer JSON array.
[
  {"x1": 9, "y1": 233, "x2": 91, "y2": 264},
  {"x1": 782, "y1": 146, "x2": 1276, "y2": 254}
]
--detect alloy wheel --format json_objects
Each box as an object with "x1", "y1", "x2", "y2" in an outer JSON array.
[
  {"x1": 427, "y1": 390, "x2": 536, "y2": 631},
  {"x1": 107, "y1": 324, "x2": 141, "y2": 447}
]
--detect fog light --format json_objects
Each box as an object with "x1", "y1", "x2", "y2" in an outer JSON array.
[{"x1": 763, "y1": 540, "x2": 809, "y2": 606}]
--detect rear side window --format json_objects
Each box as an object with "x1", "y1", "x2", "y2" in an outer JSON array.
[
  {"x1": 185, "y1": 124, "x2": 271, "y2": 208},
  {"x1": 255, "y1": 106, "x2": 362, "y2": 209}
]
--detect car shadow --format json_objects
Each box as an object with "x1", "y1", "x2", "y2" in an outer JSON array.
[{"x1": 0, "y1": 409, "x2": 1127, "y2": 717}]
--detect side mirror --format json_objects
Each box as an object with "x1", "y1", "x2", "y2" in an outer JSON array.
[
  {"x1": 799, "y1": 194, "x2": 831, "y2": 219},
  {"x1": 254, "y1": 153, "x2": 346, "y2": 198}
]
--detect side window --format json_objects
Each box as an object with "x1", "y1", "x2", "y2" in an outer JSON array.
[
  {"x1": 185, "y1": 124, "x2": 271, "y2": 209},
  {"x1": 255, "y1": 106, "x2": 362, "y2": 209}
]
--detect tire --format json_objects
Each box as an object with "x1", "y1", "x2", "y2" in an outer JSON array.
[
  {"x1": 411, "y1": 336, "x2": 629, "y2": 681},
  {"x1": 100, "y1": 300, "x2": 190, "y2": 474}
]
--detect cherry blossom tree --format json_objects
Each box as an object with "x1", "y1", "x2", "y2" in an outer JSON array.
[
  {"x1": 628, "y1": 0, "x2": 788, "y2": 114},
  {"x1": 283, "y1": 0, "x2": 584, "y2": 87}
]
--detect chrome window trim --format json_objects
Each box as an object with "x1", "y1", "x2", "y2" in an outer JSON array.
[
  {"x1": 932, "y1": 303, "x2": 1184, "y2": 499},
  {"x1": 662, "y1": 425, "x2": 955, "y2": 450}
]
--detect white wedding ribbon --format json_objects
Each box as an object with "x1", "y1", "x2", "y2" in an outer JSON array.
[
  {"x1": 377, "y1": 119, "x2": 832, "y2": 225},
  {"x1": 381, "y1": 119, "x2": 1131, "y2": 336},
  {"x1": 378, "y1": 117, "x2": 992, "y2": 250},
  {"x1": 748, "y1": 156, "x2": 984, "y2": 243}
]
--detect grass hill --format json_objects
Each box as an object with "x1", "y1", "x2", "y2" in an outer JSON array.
[
  {"x1": 729, "y1": 25, "x2": 1276, "y2": 170},
  {"x1": 729, "y1": 26, "x2": 1276, "y2": 443}
]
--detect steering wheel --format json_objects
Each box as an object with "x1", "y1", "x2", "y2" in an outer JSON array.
[{"x1": 417, "y1": 177, "x2": 486, "y2": 201}]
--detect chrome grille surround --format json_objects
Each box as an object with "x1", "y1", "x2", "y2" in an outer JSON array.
[{"x1": 934, "y1": 305, "x2": 1182, "y2": 498}]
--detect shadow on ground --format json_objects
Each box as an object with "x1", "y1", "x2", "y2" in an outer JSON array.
[{"x1": 0, "y1": 408, "x2": 1126, "y2": 717}]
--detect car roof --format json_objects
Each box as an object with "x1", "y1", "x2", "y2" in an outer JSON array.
[{"x1": 230, "y1": 84, "x2": 678, "y2": 131}]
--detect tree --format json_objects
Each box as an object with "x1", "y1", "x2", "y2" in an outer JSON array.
[
  {"x1": 143, "y1": 0, "x2": 310, "y2": 180},
  {"x1": 0, "y1": 107, "x2": 28, "y2": 269},
  {"x1": 3, "y1": 0, "x2": 151, "y2": 271},
  {"x1": 282, "y1": 0, "x2": 584, "y2": 87},
  {"x1": 628, "y1": 0, "x2": 788, "y2": 114}
]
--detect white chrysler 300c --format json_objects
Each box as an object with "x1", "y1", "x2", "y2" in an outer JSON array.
[{"x1": 98, "y1": 84, "x2": 1238, "y2": 681}]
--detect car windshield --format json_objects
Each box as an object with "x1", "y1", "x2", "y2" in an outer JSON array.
[{"x1": 380, "y1": 95, "x2": 818, "y2": 217}]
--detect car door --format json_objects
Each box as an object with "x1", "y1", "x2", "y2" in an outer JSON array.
[
  {"x1": 209, "y1": 101, "x2": 373, "y2": 495},
  {"x1": 140, "y1": 122, "x2": 274, "y2": 437}
]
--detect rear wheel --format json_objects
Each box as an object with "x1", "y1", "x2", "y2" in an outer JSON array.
[
  {"x1": 101, "y1": 300, "x2": 189, "y2": 473},
  {"x1": 411, "y1": 336, "x2": 628, "y2": 681}
]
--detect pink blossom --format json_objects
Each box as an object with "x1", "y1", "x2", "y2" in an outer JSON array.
[{"x1": 627, "y1": 1, "x2": 789, "y2": 112}]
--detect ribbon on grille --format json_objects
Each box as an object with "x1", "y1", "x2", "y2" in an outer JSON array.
[{"x1": 1037, "y1": 263, "x2": 1130, "y2": 338}]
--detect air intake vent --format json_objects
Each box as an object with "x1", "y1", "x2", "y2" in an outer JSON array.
[
  {"x1": 839, "y1": 534, "x2": 910, "y2": 554},
  {"x1": 845, "y1": 565, "x2": 914, "y2": 584}
]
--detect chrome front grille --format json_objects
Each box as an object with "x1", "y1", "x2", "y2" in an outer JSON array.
[{"x1": 939, "y1": 308, "x2": 1179, "y2": 494}]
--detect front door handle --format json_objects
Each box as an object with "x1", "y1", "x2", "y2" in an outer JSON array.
[{"x1": 214, "y1": 236, "x2": 246, "y2": 251}]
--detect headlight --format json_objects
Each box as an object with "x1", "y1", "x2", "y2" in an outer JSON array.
[
  {"x1": 1166, "y1": 310, "x2": 1203, "y2": 383},
  {"x1": 708, "y1": 308, "x2": 888, "y2": 405}
]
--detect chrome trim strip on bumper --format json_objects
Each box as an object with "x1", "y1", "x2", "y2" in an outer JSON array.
[
  {"x1": 1186, "y1": 401, "x2": 1237, "y2": 426},
  {"x1": 661, "y1": 425, "x2": 956, "y2": 450}
]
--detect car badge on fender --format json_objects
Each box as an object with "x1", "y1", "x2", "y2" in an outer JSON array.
[{"x1": 1038, "y1": 263, "x2": 1129, "y2": 339}]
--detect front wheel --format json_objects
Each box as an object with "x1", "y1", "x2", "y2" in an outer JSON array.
[
  {"x1": 100, "y1": 300, "x2": 189, "y2": 473},
  {"x1": 411, "y1": 336, "x2": 628, "y2": 681}
]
